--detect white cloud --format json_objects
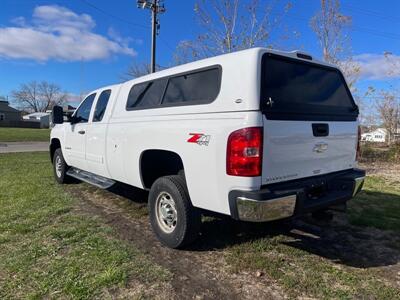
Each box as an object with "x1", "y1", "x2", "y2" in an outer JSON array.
[
  {"x1": 11, "y1": 16, "x2": 26, "y2": 26},
  {"x1": 354, "y1": 53, "x2": 400, "y2": 80},
  {"x1": 0, "y1": 5, "x2": 136, "y2": 62}
]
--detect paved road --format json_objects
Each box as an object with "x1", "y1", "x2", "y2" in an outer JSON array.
[{"x1": 0, "y1": 142, "x2": 48, "y2": 153}]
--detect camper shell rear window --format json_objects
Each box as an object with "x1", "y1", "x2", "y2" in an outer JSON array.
[{"x1": 260, "y1": 53, "x2": 358, "y2": 121}]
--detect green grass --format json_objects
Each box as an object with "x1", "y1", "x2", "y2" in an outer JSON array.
[
  {"x1": 349, "y1": 176, "x2": 400, "y2": 231},
  {"x1": 224, "y1": 176, "x2": 400, "y2": 299},
  {"x1": 0, "y1": 152, "x2": 169, "y2": 299},
  {"x1": 0, "y1": 128, "x2": 50, "y2": 142}
]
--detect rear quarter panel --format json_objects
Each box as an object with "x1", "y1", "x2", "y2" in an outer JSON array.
[{"x1": 106, "y1": 109, "x2": 263, "y2": 215}]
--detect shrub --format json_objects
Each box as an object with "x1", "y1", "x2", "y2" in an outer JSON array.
[
  {"x1": 359, "y1": 142, "x2": 400, "y2": 163},
  {"x1": 387, "y1": 143, "x2": 400, "y2": 162}
]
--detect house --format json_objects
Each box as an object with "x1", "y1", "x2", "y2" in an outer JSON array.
[
  {"x1": 361, "y1": 128, "x2": 387, "y2": 143},
  {"x1": 0, "y1": 98, "x2": 22, "y2": 122},
  {"x1": 23, "y1": 112, "x2": 50, "y2": 128}
]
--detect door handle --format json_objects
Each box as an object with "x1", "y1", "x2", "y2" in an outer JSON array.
[
  {"x1": 78, "y1": 130, "x2": 86, "y2": 135},
  {"x1": 312, "y1": 123, "x2": 329, "y2": 137}
]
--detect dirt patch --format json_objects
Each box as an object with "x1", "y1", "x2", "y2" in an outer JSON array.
[{"x1": 66, "y1": 183, "x2": 286, "y2": 299}]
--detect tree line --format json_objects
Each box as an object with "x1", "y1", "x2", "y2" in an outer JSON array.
[{"x1": 8, "y1": 0, "x2": 399, "y2": 143}]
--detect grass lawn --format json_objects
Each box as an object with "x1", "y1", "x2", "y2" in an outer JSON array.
[
  {"x1": 0, "y1": 128, "x2": 50, "y2": 142},
  {"x1": 0, "y1": 152, "x2": 169, "y2": 299},
  {"x1": 349, "y1": 176, "x2": 400, "y2": 231},
  {"x1": 1, "y1": 151, "x2": 399, "y2": 299},
  {"x1": 225, "y1": 176, "x2": 400, "y2": 299}
]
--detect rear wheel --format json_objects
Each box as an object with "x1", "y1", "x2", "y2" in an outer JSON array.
[
  {"x1": 149, "y1": 175, "x2": 201, "y2": 248},
  {"x1": 53, "y1": 148, "x2": 71, "y2": 184}
]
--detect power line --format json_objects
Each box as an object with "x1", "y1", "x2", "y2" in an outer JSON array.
[
  {"x1": 80, "y1": 0, "x2": 149, "y2": 29},
  {"x1": 285, "y1": 12, "x2": 400, "y2": 42},
  {"x1": 294, "y1": 0, "x2": 400, "y2": 41},
  {"x1": 341, "y1": 3, "x2": 400, "y2": 24},
  {"x1": 159, "y1": 36, "x2": 175, "y2": 52},
  {"x1": 301, "y1": 0, "x2": 400, "y2": 24},
  {"x1": 79, "y1": 0, "x2": 400, "y2": 56},
  {"x1": 79, "y1": 0, "x2": 174, "y2": 54}
]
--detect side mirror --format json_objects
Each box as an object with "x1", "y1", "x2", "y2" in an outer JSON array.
[
  {"x1": 52, "y1": 106, "x2": 64, "y2": 124},
  {"x1": 69, "y1": 115, "x2": 78, "y2": 125}
]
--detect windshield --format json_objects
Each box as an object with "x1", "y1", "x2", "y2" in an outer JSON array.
[{"x1": 261, "y1": 53, "x2": 358, "y2": 121}]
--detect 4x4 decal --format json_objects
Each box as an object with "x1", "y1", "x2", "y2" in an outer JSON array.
[{"x1": 187, "y1": 133, "x2": 210, "y2": 146}]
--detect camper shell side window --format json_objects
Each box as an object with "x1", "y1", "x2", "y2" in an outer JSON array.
[{"x1": 125, "y1": 65, "x2": 222, "y2": 111}]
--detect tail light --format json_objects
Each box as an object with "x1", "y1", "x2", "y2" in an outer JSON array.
[
  {"x1": 356, "y1": 126, "x2": 361, "y2": 161},
  {"x1": 227, "y1": 127, "x2": 263, "y2": 177}
]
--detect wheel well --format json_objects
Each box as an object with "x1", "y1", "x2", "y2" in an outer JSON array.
[
  {"x1": 140, "y1": 150, "x2": 184, "y2": 189},
  {"x1": 50, "y1": 138, "x2": 61, "y2": 162}
]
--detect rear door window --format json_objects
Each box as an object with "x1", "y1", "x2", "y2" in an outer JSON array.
[
  {"x1": 261, "y1": 53, "x2": 358, "y2": 121},
  {"x1": 162, "y1": 68, "x2": 221, "y2": 105},
  {"x1": 126, "y1": 79, "x2": 167, "y2": 110},
  {"x1": 93, "y1": 89, "x2": 111, "y2": 122}
]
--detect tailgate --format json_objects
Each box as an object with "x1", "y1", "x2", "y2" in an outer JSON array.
[{"x1": 262, "y1": 118, "x2": 357, "y2": 184}]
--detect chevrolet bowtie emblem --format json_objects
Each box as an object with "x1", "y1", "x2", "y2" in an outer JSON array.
[{"x1": 313, "y1": 142, "x2": 328, "y2": 153}]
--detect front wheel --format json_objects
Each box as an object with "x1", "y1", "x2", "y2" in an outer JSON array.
[
  {"x1": 53, "y1": 148, "x2": 71, "y2": 184},
  {"x1": 149, "y1": 175, "x2": 201, "y2": 248}
]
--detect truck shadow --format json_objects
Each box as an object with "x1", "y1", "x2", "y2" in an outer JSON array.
[
  {"x1": 99, "y1": 183, "x2": 399, "y2": 269},
  {"x1": 192, "y1": 189, "x2": 400, "y2": 269},
  {"x1": 189, "y1": 199, "x2": 400, "y2": 269}
]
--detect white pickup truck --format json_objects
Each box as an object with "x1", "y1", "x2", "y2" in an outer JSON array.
[{"x1": 50, "y1": 48, "x2": 365, "y2": 248}]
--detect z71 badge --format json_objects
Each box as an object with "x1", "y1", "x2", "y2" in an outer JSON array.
[{"x1": 187, "y1": 133, "x2": 211, "y2": 146}]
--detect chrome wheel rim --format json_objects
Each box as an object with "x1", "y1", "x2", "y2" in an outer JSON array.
[
  {"x1": 55, "y1": 156, "x2": 63, "y2": 178},
  {"x1": 155, "y1": 192, "x2": 178, "y2": 233}
]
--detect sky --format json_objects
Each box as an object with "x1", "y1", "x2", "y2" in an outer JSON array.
[{"x1": 0, "y1": 0, "x2": 399, "y2": 107}]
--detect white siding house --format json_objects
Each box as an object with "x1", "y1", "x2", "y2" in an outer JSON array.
[
  {"x1": 23, "y1": 112, "x2": 50, "y2": 128},
  {"x1": 361, "y1": 128, "x2": 387, "y2": 143}
]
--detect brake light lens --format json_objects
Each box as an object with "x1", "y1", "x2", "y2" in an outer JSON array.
[{"x1": 227, "y1": 127, "x2": 263, "y2": 177}]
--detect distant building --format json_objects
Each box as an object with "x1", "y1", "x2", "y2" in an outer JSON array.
[
  {"x1": 23, "y1": 112, "x2": 50, "y2": 128},
  {"x1": 0, "y1": 98, "x2": 22, "y2": 122},
  {"x1": 361, "y1": 128, "x2": 387, "y2": 143}
]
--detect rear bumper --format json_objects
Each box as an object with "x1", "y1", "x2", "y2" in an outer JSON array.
[{"x1": 229, "y1": 168, "x2": 365, "y2": 222}]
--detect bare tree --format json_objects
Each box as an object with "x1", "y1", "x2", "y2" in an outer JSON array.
[
  {"x1": 174, "y1": 0, "x2": 292, "y2": 64},
  {"x1": 359, "y1": 86, "x2": 378, "y2": 126},
  {"x1": 310, "y1": 0, "x2": 360, "y2": 90},
  {"x1": 122, "y1": 62, "x2": 166, "y2": 80},
  {"x1": 375, "y1": 91, "x2": 399, "y2": 144},
  {"x1": 124, "y1": 62, "x2": 153, "y2": 79},
  {"x1": 310, "y1": 0, "x2": 351, "y2": 64},
  {"x1": 384, "y1": 51, "x2": 400, "y2": 79},
  {"x1": 11, "y1": 81, "x2": 67, "y2": 113}
]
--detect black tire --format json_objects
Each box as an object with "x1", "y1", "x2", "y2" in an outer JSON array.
[
  {"x1": 52, "y1": 148, "x2": 71, "y2": 184},
  {"x1": 149, "y1": 175, "x2": 201, "y2": 248}
]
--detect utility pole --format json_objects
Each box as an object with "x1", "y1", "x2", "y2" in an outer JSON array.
[{"x1": 137, "y1": 0, "x2": 166, "y2": 73}]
